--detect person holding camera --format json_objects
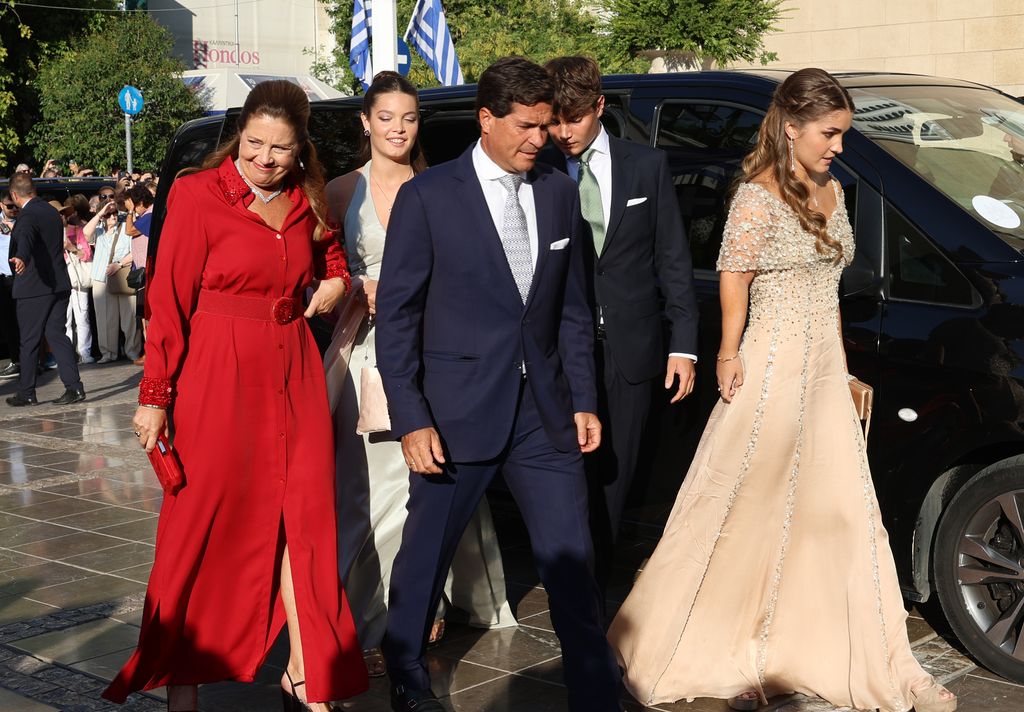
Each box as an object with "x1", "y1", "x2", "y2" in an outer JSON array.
[
  {"x1": 125, "y1": 184, "x2": 153, "y2": 364},
  {"x1": 62, "y1": 196, "x2": 94, "y2": 364},
  {"x1": 84, "y1": 193, "x2": 140, "y2": 363}
]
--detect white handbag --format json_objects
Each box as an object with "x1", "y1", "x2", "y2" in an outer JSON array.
[{"x1": 66, "y1": 252, "x2": 91, "y2": 291}]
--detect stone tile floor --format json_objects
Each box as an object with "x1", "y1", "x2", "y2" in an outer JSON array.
[{"x1": 0, "y1": 361, "x2": 1020, "y2": 711}]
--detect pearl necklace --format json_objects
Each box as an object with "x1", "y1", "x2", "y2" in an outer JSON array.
[{"x1": 235, "y1": 159, "x2": 284, "y2": 205}]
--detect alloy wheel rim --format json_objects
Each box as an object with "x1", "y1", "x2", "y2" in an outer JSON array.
[{"x1": 956, "y1": 488, "x2": 1024, "y2": 661}]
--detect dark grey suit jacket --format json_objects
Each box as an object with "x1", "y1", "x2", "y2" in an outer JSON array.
[{"x1": 544, "y1": 135, "x2": 699, "y2": 383}]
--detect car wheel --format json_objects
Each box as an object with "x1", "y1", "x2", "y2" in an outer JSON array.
[{"x1": 934, "y1": 459, "x2": 1024, "y2": 681}]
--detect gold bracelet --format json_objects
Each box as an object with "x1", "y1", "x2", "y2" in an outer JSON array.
[{"x1": 716, "y1": 354, "x2": 739, "y2": 363}]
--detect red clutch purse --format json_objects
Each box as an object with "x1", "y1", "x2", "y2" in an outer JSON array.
[{"x1": 148, "y1": 434, "x2": 185, "y2": 495}]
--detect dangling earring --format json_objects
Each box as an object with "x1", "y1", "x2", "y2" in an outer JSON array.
[
  {"x1": 299, "y1": 158, "x2": 306, "y2": 171},
  {"x1": 788, "y1": 136, "x2": 796, "y2": 172},
  {"x1": 363, "y1": 129, "x2": 370, "y2": 137}
]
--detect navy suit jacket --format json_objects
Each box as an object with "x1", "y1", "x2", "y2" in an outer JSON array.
[
  {"x1": 376, "y1": 145, "x2": 596, "y2": 462},
  {"x1": 9, "y1": 198, "x2": 71, "y2": 299},
  {"x1": 542, "y1": 136, "x2": 699, "y2": 383}
]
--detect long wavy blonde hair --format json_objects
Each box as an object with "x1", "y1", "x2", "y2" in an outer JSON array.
[
  {"x1": 200, "y1": 80, "x2": 330, "y2": 241},
  {"x1": 740, "y1": 68, "x2": 854, "y2": 263}
]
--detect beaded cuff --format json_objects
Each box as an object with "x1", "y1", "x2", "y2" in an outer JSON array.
[
  {"x1": 323, "y1": 262, "x2": 351, "y2": 292},
  {"x1": 139, "y1": 377, "x2": 174, "y2": 408}
]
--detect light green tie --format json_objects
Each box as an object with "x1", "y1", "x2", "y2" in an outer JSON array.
[{"x1": 578, "y1": 147, "x2": 606, "y2": 255}]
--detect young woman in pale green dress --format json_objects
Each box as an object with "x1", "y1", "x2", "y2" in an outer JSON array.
[{"x1": 324, "y1": 72, "x2": 514, "y2": 677}]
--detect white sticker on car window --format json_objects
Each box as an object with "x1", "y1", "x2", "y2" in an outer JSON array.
[{"x1": 972, "y1": 195, "x2": 1022, "y2": 229}]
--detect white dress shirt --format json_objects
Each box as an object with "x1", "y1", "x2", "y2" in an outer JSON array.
[
  {"x1": 565, "y1": 129, "x2": 696, "y2": 364},
  {"x1": 472, "y1": 140, "x2": 539, "y2": 268}
]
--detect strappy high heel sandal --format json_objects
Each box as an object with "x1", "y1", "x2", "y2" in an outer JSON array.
[
  {"x1": 910, "y1": 680, "x2": 957, "y2": 712},
  {"x1": 281, "y1": 669, "x2": 334, "y2": 712},
  {"x1": 727, "y1": 691, "x2": 760, "y2": 711}
]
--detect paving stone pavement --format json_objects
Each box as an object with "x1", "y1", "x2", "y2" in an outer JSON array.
[{"x1": 0, "y1": 360, "x2": 1021, "y2": 711}]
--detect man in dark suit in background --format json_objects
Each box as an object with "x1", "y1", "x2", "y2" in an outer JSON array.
[
  {"x1": 6, "y1": 174, "x2": 85, "y2": 406},
  {"x1": 544, "y1": 56, "x2": 699, "y2": 591},
  {"x1": 0, "y1": 191, "x2": 21, "y2": 379},
  {"x1": 376, "y1": 57, "x2": 621, "y2": 712}
]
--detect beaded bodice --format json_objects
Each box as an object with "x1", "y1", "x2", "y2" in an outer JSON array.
[{"x1": 717, "y1": 181, "x2": 855, "y2": 330}]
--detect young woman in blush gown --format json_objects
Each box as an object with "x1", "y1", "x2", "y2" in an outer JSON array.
[
  {"x1": 608, "y1": 68, "x2": 957, "y2": 712},
  {"x1": 324, "y1": 71, "x2": 514, "y2": 678}
]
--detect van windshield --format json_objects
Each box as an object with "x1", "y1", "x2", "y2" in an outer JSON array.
[{"x1": 849, "y1": 85, "x2": 1024, "y2": 242}]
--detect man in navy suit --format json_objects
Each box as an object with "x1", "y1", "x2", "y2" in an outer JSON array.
[
  {"x1": 544, "y1": 56, "x2": 699, "y2": 591},
  {"x1": 376, "y1": 57, "x2": 621, "y2": 712},
  {"x1": 5, "y1": 174, "x2": 84, "y2": 406}
]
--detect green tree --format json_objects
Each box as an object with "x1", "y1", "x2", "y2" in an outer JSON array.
[
  {"x1": 607, "y1": 0, "x2": 784, "y2": 69},
  {"x1": 0, "y1": 0, "x2": 117, "y2": 167},
  {"x1": 314, "y1": 0, "x2": 646, "y2": 95},
  {"x1": 29, "y1": 12, "x2": 206, "y2": 174}
]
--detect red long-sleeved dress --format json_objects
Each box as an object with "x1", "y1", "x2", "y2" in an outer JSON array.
[{"x1": 103, "y1": 158, "x2": 368, "y2": 704}]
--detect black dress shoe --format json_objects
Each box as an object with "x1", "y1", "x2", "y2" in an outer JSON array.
[
  {"x1": 390, "y1": 685, "x2": 444, "y2": 712},
  {"x1": 53, "y1": 388, "x2": 86, "y2": 405},
  {"x1": 6, "y1": 394, "x2": 38, "y2": 407}
]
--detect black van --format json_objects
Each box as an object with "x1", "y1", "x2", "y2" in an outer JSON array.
[{"x1": 150, "y1": 70, "x2": 1024, "y2": 682}]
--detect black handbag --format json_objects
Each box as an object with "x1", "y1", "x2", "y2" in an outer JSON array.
[{"x1": 126, "y1": 267, "x2": 146, "y2": 290}]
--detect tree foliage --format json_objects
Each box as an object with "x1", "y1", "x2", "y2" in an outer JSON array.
[
  {"x1": 607, "y1": 0, "x2": 784, "y2": 68},
  {"x1": 0, "y1": 0, "x2": 118, "y2": 167},
  {"x1": 29, "y1": 12, "x2": 206, "y2": 174},
  {"x1": 314, "y1": 0, "x2": 646, "y2": 95}
]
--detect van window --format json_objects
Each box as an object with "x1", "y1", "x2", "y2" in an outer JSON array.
[
  {"x1": 655, "y1": 101, "x2": 764, "y2": 270},
  {"x1": 420, "y1": 110, "x2": 479, "y2": 165},
  {"x1": 309, "y1": 108, "x2": 363, "y2": 179},
  {"x1": 886, "y1": 203, "x2": 976, "y2": 306}
]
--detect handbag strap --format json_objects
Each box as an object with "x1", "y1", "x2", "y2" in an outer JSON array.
[{"x1": 106, "y1": 226, "x2": 121, "y2": 266}]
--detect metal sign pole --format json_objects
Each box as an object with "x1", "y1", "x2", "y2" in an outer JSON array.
[
  {"x1": 125, "y1": 113, "x2": 133, "y2": 174},
  {"x1": 371, "y1": 0, "x2": 398, "y2": 73}
]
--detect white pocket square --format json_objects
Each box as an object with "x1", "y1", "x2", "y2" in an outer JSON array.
[
  {"x1": 549, "y1": 238, "x2": 570, "y2": 251},
  {"x1": 626, "y1": 197, "x2": 648, "y2": 207}
]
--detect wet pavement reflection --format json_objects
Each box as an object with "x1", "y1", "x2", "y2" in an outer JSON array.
[{"x1": 0, "y1": 363, "x2": 1020, "y2": 710}]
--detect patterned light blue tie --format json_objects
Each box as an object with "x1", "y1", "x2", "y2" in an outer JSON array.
[
  {"x1": 578, "y1": 147, "x2": 606, "y2": 255},
  {"x1": 497, "y1": 174, "x2": 533, "y2": 304}
]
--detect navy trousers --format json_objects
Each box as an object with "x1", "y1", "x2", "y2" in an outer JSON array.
[
  {"x1": 382, "y1": 382, "x2": 621, "y2": 711},
  {"x1": 16, "y1": 292, "x2": 82, "y2": 399}
]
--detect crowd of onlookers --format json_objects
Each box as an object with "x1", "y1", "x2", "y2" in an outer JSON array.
[{"x1": 0, "y1": 161, "x2": 158, "y2": 382}]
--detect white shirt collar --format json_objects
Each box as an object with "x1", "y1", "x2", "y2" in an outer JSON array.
[
  {"x1": 570, "y1": 125, "x2": 610, "y2": 163},
  {"x1": 472, "y1": 140, "x2": 527, "y2": 183}
]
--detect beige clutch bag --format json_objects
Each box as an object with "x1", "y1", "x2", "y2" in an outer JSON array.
[
  {"x1": 356, "y1": 366, "x2": 391, "y2": 435},
  {"x1": 849, "y1": 376, "x2": 874, "y2": 440}
]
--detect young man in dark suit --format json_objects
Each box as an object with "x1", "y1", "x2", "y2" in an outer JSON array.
[
  {"x1": 6, "y1": 174, "x2": 85, "y2": 406},
  {"x1": 544, "y1": 56, "x2": 699, "y2": 590},
  {"x1": 376, "y1": 57, "x2": 621, "y2": 712}
]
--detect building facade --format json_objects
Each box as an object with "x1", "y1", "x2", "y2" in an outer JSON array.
[{"x1": 730, "y1": 0, "x2": 1024, "y2": 96}]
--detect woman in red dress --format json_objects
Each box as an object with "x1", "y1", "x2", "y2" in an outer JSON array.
[{"x1": 103, "y1": 81, "x2": 369, "y2": 711}]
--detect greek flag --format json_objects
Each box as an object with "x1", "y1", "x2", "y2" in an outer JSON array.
[
  {"x1": 350, "y1": 0, "x2": 373, "y2": 90},
  {"x1": 405, "y1": 0, "x2": 464, "y2": 86}
]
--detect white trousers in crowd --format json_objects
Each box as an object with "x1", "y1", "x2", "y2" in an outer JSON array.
[
  {"x1": 65, "y1": 289, "x2": 93, "y2": 360},
  {"x1": 91, "y1": 280, "x2": 141, "y2": 361}
]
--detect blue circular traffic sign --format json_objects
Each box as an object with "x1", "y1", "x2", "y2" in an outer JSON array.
[{"x1": 118, "y1": 86, "x2": 144, "y2": 116}]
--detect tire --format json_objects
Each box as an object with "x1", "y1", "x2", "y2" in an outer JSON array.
[{"x1": 934, "y1": 458, "x2": 1024, "y2": 682}]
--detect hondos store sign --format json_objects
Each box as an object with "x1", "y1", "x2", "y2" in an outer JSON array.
[{"x1": 148, "y1": 0, "x2": 335, "y2": 76}]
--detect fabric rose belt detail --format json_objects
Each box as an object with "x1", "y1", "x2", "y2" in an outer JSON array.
[{"x1": 196, "y1": 289, "x2": 302, "y2": 326}]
